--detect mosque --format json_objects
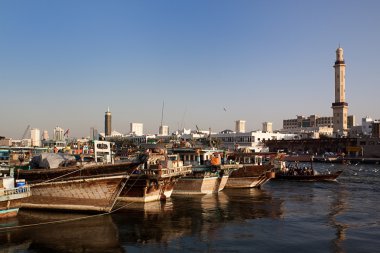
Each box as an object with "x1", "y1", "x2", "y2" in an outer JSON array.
[{"x1": 282, "y1": 47, "x2": 354, "y2": 138}]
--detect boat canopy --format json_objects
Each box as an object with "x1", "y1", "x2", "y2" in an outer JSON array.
[{"x1": 282, "y1": 155, "x2": 313, "y2": 162}]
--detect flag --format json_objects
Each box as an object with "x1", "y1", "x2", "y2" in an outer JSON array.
[{"x1": 64, "y1": 129, "x2": 70, "y2": 136}]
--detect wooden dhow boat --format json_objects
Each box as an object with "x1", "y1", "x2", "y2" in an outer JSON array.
[
  {"x1": 118, "y1": 151, "x2": 192, "y2": 202},
  {"x1": 170, "y1": 148, "x2": 240, "y2": 195},
  {"x1": 225, "y1": 152, "x2": 276, "y2": 189},
  {"x1": 273, "y1": 155, "x2": 343, "y2": 182},
  {"x1": 16, "y1": 141, "x2": 141, "y2": 212}
]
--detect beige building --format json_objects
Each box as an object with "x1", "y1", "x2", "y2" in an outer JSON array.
[
  {"x1": 262, "y1": 122, "x2": 273, "y2": 133},
  {"x1": 235, "y1": 120, "x2": 246, "y2": 133},
  {"x1": 130, "y1": 123, "x2": 143, "y2": 136},
  {"x1": 30, "y1": 128, "x2": 41, "y2": 147},
  {"x1": 283, "y1": 115, "x2": 333, "y2": 129},
  {"x1": 159, "y1": 125, "x2": 169, "y2": 136},
  {"x1": 347, "y1": 115, "x2": 356, "y2": 129},
  {"x1": 42, "y1": 130, "x2": 49, "y2": 140},
  {"x1": 0, "y1": 138, "x2": 12, "y2": 146},
  {"x1": 332, "y1": 47, "x2": 348, "y2": 136}
]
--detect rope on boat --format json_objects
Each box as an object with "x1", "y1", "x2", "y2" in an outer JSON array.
[
  {"x1": 30, "y1": 167, "x2": 87, "y2": 186},
  {"x1": 110, "y1": 167, "x2": 146, "y2": 211}
]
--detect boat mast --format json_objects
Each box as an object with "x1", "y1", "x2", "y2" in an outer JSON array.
[{"x1": 209, "y1": 128, "x2": 212, "y2": 148}]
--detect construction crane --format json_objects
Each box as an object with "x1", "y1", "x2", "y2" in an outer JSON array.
[
  {"x1": 195, "y1": 125, "x2": 200, "y2": 134},
  {"x1": 21, "y1": 125, "x2": 30, "y2": 140}
]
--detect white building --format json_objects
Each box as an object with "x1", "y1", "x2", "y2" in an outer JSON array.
[
  {"x1": 159, "y1": 125, "x2": 169, "y2": 136},
  {"x1": 94, "y1": 140, "x2": 112, "y2": 163},
  {"x1": 42, "y1": 130, "x2": 49, "y2": 140},
  {"x1": 54, "y1": 126, "x2": 64, "y2": 141},
  {"x1": 235, "y1": 120, "x2": 246, "y2": 133},
  {"x1": 174, "y1": 128, "x2": 192, "y2": 135},
  {"x1": 101, "y1": 130, "x2": 123, "y2": 140},
  {"x1": 130, "y1": 123, "x2": 143, "y2": 136},
  {"x1": 110, "y1": 130, "x2": 123, "y2": 137},
  {"x1": 281, "y1": 126, "x2": 334, "y2": 139},
  {"x1": 212, "y1": 131, "x2": 297, "y2": 152},
  {"x1": 362, "y1": 116, "x2": 373, "y2": 136},
  {"x1": 262, "y1": 122, "x2": 273, "y2": 133},
  {"x1": 122, "y1": 134, "x2": 157, "y2": 145},
  {"x1": 30, "y1": 128, "x2": 41, "y2": 147}
]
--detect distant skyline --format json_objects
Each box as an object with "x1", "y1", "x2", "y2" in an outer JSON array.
[{"x1": 1, "y1": 0, "x2": 380, "y2": 138}]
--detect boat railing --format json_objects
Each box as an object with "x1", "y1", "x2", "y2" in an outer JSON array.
[
  {"x1": 143, "y1": 165, "x2": 192, "y2": 177},
  {"x1": 2, "y1": 185, "x2": 31, "y2": 196}
]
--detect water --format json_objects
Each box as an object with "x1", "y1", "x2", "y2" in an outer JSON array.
[{"x1": 1, "y1": 163, "x2": 380, "y2": 252}]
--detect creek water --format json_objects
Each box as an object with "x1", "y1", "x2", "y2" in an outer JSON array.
[{"x1": 1, "y1": 163, "x2": 379, "y2": 252}]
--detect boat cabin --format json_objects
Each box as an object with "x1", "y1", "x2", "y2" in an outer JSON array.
[
  {"x1": 94, "y1": 141, "x2": 112, "y2": 163},
  {"x1": 170, "y1": 148, "x2": 224, "y2": 166}
]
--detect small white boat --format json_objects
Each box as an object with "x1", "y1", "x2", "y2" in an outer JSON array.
[{"x1": 0, "y1": 170, "x2": 31, "y2": 218}]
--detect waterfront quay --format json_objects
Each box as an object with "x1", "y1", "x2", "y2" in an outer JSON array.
[{"x1": 265, "y1": 137, "x2": 380, "y2": 160}]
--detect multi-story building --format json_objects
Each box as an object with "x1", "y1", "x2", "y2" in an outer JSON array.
[
  {"x1": 316, "y1": 117, "x2": 334, "y2": 128},
  {"x1": 130, "y1": 123, "x2": 143, "y2": 136},
  {"x1": 283, "y1": 115, "x2": 333, "y2": 129},
  {"x1": 347, "y1": 115, "x2": 356, "y2": 129},
  {"x1": 42, "y1": 130, "x2": 49, "y2": 140},
  {"x1": 0, "y1": 138, "x2": 12, "y2": 146},
  {"x1": 53, "y1": 126, "x2": 64, "y2": 141},
  {"x1": 362, "y1": 116, "x2": 373, "y2": 136},
  {"x1": 235, "y1": 120, "x2": 246, "y2": 133},
  {"x1": 159, "y1": 125, "x2": 169, "y2": 136},
  {"x1": 262, "y1": 122, "x2": 273, "y2": 133},
  {"x1": 90, "y1": 127, "x2": 99, "y2": 141},
  {"x1": 372, "y1": 122, "x2": 380, "y2": 138},
  {"x1": 30, "y1": 128, "x2": 41, "y2": 147},
  {"x1": 212, "y1": 131, "x2": 297, "y2": 152}
]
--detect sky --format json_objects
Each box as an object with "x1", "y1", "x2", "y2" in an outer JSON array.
[{"x1": 1, "y1": 0, "x2": 380, "y2": 138}]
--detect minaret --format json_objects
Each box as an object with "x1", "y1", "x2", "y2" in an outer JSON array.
[
  {"x1": 332, "y1": 47, "x2": 348, "y2": 136},
  {"x1": 105, "y1": 107, "x2": 112, "y2": 137}
]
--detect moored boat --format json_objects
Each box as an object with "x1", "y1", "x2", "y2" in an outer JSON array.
[
  {"x1": 273, "y1": 170, "x2": 343, "y2": 181},
  {"x1": 1, "y1": 169, "x2": 31, "y2": 218},
  {"x1": 225, "y1": 152, "x2": 276, "y2": 189},
  {"x1": 118, "y1": 151, "x2": 192, "y2": 202},
  {"x1": 273, "y1": 155, "x2": 343, "y2": 181},
  {"x1": 171, "y1": 148, "x2": 240, "y2": 195},
  {"x1": 16, "y1": 141, "x2": 141, "y2": 212}
]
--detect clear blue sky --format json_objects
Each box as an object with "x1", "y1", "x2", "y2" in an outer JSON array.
[{"x1": 1, "y1": 0, "x2": 379, "y2": 138}]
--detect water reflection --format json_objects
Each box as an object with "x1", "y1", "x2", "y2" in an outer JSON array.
[
  {"x1": 0, "y1": 210, "x2": 124, "y2": 253},
  {"x1": 328, "y1": 184, "x2": 349, "y2": 253},
  {"x1": 0, "y1": 189, "x2": 284, "y2": 251},
  {"x1": 114, "y1": 188, "x2": 284, "y2": 247},
  {"x1": 113, "y1": 200, "x2": 182, "y2": 244}
]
